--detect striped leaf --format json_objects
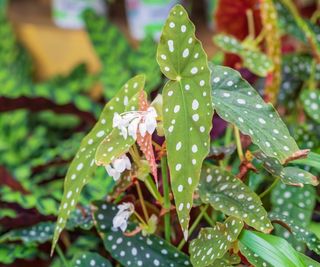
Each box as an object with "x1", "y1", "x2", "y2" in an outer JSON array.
[
  {"x1": 211, "y1": 65, "x2": 300, "y2": 164},
  {"x1": 157, "y1": 4, "x2": 213, "y2": 239},
  {"x1": 199, "y1": 165, "x2": 273, "y2": 233},
  {"x1": 51, "y1": 75, "x2": 145, "y2": 254},
  {"x1": 189, "y1": 216, "x2": 243, "y2": 267}
]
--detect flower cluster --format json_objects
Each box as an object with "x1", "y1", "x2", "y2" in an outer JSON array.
[
  {"x1": 112, "y1": 202, "x2": 134, "y2": 232},
  {"x1": 113, "y1": 107, "x2": 157, "y2": 140},
  {"x1": 105, "y1": 155, "x2": 131, "y2": 181}
]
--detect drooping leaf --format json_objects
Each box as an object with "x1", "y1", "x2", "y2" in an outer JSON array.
[
  {"x1": 213, "y1": 34, "x2": 273, "y2": 76},
  {"x1": 271, "y1": 183, "x2": 316, "y2": 251},
  {"x1": 52, "y1": 75, "x2": 145, "y2": 253},
  {"x1": 0, "y1": 221, "x2": 54, "y2": 244},
  {"x1": 211, "y1": 65, "x2": 300, "y2": 164},
  {"x1": 92, "y1": 201, "x2": 191, "y2": 267},
  {"x1": 239, "y1": 242, "x2": 272, "y2": 267},
  {"x1": 157, "y1": 4, "x2": 213, "y2": 238},
  {"x1": 260, "y1": 0, "x2": 282, "y2": 103},
  {"x1": 199, "y1": 165, "x2": 272, "y2": 233},
  {"x1": 95, "y1": 91, "x2": 144, "y2": 166},
  {"x1": 300, "y1": 90, "x2": 320, "y2": 123},
  {"x1": 70, "y1": 252, "x2": 112, "y2": 267},
  {"x1": 239, "y1": 230, "x2": 305, "y2": 267},
  {"x1": 254, "y1": 151, "x2": 318, "y2": 186},
  {"x1": 269, "y1": 212, "x2": 320, "y2": 255},
  {"x1": 189, "y1": 216, "x2": 243, "y2": 267}
]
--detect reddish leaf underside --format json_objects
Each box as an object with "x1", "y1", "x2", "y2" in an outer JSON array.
[{"x1": 137, "y1": 91, "x2": 158, "y2": 185}]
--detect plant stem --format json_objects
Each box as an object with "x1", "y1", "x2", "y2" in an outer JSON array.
[
  {"x1": 161, "y1": 156, "x2": 171, "y2": 243},
  {"x1": 56, "y1": 245, "x2": 69, "y2": 267},
  {"x1": 145, "y1": 175, "x2": 164, "y2": 204},
  {"x1": 177, "y1": 204, "x2": 209, "y2": 250},
  {"x1": 234, "y1": 126, "x2": 244, "y2": 161},
  {"x1": 136, "y1": 181, "x2": 149, "y2": 221},
  {"x1": 202, "y1": 208, "x2": 215, "y2": 227},
  {"x1": 246, "y1": 9, "x2": 255, "y2": 39},
  {"x1": 134, "y1": 211, "x2": 147, "y2": 225},
  {"x1": 259, "y1": 177, "x2": 280, "y2": 198}
]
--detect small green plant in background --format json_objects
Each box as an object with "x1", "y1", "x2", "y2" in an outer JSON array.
[{"x1": 1, "y1": 0, "x2": 320, "y2": 266}]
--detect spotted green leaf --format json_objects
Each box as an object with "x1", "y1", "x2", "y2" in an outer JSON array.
[
  {"x1": 300, "y1": 90, "x2": 320, "y2": 123},
  {"x1": 239, "y1": 242, "x2": 272, "y2": 267},
  {"x1": 0, "y1": 222, "x2": 54, "y2": 244},
  {"x1": 51, "y1": 75, "x2": 145, "y2": 254},
  {"x1": 92, "y1": 201, "x2": 191, "y2": 267},
  {"x1": 70, "y1": 252, "x2": 112, "y2": 267},
  {"x1": 213, "y1": 34, "x2": 273, "y2": 77},
  {"x1": 95, "y1": 92, "x2": 143, "y2": 166},
  {"x1": 0, "y1": 244, "x2": 37, "y2": 264},
  {"x1": 199, "y1": 165, "x2": 273, "y2": 233},
  {"x1": 189, "y1": 216, "x2": 243, "y2": 267},
  {"x1": 207, "y1": 253, "x2": 240, "y2": 267},
  {"x1": 66, "y1": 205, "x2": 94, "y2": 230},
  {"x1": 271, "y1": 183, "x2": 316, "y2": 252},
  {"x1": 211, "y1": 65, "x2": 300, "y2": 164},
  {"x1": 269, "y1": 212, "x2": 320, "y2": 255},
  {"x1": 254, "y1": 151, "x2": 318, "y2": 186},
  {"x1": 157, "y1": 4, "x2": 213, "y2": 239}
]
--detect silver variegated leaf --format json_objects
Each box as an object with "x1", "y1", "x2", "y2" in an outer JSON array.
[
  {"x1": 157, "y1": 4, "x2": 213, "y2": 239},
  {"x1": 189, "y1": 216, "x2": 243, "y2": 267},
  {"x1": 51, "y1": 75, "x2": 145, "y2": 253},
  {"x1": 211, "y1": 65, "x2": 300, "y2": 164},
  {"x1": 199, "y1": 165, "x2": 273, "y2": 233}
]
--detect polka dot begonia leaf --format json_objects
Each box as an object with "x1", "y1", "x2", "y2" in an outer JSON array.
[
  {"x1": 51, "y1": 75, "x2": 145, "y2": 254},
  {"x1": 270, "y1": 183, "x2": 316, "y2": 252},
  {"x1": 260, "y1": 0, "x2": 282, "y2": 104},
  {"x1": 0, "y1": 243, "x2": 38, "y2": 265},
  {"x1": 238, "y1": 242, "x2": 272, "y2": 267},
  {"x1": 300, "y1": 90, "x2": 320, "y2": 124},
  {"x1": 189, "y1": 216, "x2": 243, "y2": 267},
  {"x1": 254, "y1": 151, "x2": 318, "y2": 186},
  {"x1": 92, "y1": 201, "x2": 191, "y2": 267},
  {"x1": 156, "y1": 4, "x2": 213, "y2": 240},
  {"x1": 208, "y1": 144, "x2": 236, "y2": 160},
  {"x1": 207, "y1": 252, "x2": 240, "y2": 267},
  {"x1": 213, "y1": 34, "x2": 274, "y2": 77},
  {"x1": 211, "y1": 65, "x2": 300, "y2": 164},
  {"x1": 0, "y1": 221, "x2": 54, "y2": 244},
  {"x1": 70, "y1": 252, "x2": 112, "y2": 267},
  {"x1": 199, "y1": 165, "x2": 273, "y2": 233},
  {"x1": 269, "y1": 212, "x2": 320, "y2": 255},
  {"x1": 95, "y1": 91, "x2": 144, "y2": 166},
  {"x1": 65, "y1": 206, "x2": 94, "y2": 231}
]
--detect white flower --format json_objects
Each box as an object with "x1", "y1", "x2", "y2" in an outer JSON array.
[
  {"x1": 112, "y1": 202, "x2": 134, "y2": 232},
  {"x1": 105, "y1": 155, "x2": 131, "y2": 181},
  {"x1": 112, "y1": 107, "x2": 157, "y2": 140}
]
